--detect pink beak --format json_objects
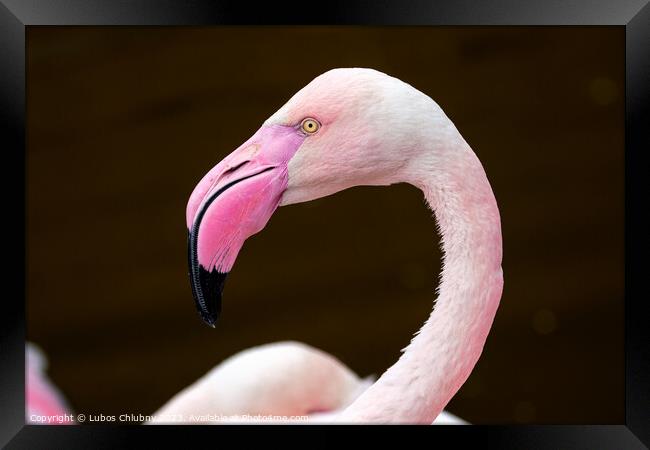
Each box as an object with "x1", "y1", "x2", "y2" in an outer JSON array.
[{"x1": 186, "y1": 125, "x2": 306, "y2": 326}]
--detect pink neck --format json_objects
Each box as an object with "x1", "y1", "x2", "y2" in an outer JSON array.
[{"x1": 341, "y1": 135, "x2": 503, "y2": 423}]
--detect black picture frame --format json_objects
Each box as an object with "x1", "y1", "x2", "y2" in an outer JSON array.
[{"x1": 1, "y1": 1, "x2": 648, "y2": 448}]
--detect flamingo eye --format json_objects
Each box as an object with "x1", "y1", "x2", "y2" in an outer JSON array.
[{"x1": 300, "y1": 118, "x2": 320, "y2": 134}]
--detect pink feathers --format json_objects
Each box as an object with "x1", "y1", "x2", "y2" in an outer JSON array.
[{"x1": 26, "y1": 344, "x2": 74, "y2": 424}]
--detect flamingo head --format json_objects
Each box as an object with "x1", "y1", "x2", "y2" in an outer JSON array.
[{"x1": 186, "y1": 68, "x2": 438, "y2": 326}]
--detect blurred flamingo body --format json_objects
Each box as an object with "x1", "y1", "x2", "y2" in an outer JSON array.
[{"x1": 26, "y1": 344, "x2": 73, "y2": 424}]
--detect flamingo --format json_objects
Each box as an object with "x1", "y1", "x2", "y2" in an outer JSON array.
[
  {"x1": 26, "y1": 343, "x2": 74, "y2": 424},
  {"x1": 182, "y1": 68, "x2": 503, "y2": 424}
]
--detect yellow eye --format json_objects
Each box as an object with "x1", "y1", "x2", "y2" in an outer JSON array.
[{"x1": 300, "y1": 118, "x2": 320, "y2": 134}]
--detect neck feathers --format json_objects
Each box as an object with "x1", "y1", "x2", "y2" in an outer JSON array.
[{"x1": 342, "y1": 127, "x2": 503, "y2": 423}]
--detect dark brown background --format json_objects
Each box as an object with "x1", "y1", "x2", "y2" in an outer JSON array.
[{"x1": 27, "y1": 27, "x2": 624, "y2": 424}]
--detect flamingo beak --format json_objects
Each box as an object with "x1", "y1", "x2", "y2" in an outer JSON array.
[{"x1": 186, "y1": 125, "x2": 306, "y2": 327}]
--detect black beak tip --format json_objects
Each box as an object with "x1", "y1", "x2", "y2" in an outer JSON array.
[
  {"x1": 190, "y1": 267, "x2": 228, "y2": 328},
  {"x1": 188, "y1": 229, "x2": 229, "y2": 328},
  {"x1": 197, "y1": 305, "x2": 218, "y2": 328},
  {"x1": 201, "y1": 314, "x2": 217, "y2": 329}
]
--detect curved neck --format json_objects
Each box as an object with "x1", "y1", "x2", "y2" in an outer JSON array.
[{"x1": 341, "y1": 128, "x2": 503, "y2": 424}]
